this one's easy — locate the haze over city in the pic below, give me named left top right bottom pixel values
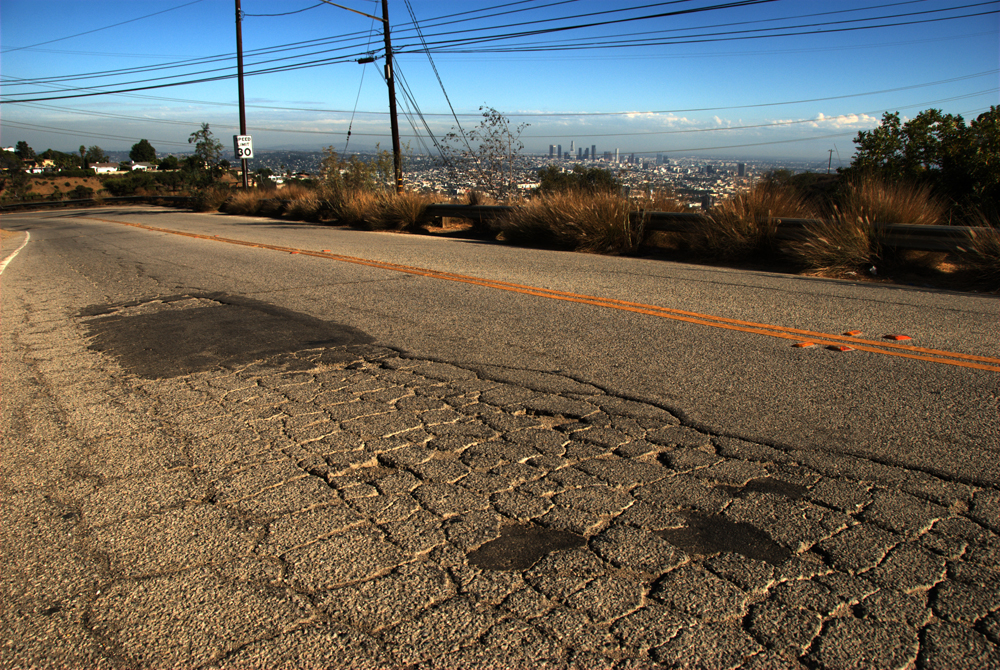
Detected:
left=1, top=0, right=997, bottom=164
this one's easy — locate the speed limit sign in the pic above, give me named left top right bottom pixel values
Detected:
left=233, top=135, right=253, bottom=159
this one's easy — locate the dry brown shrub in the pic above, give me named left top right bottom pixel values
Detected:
left=379, top=191, right=435, bottom=231
left=225, top=189, right=267, bottom=215
left=789, top=210, right=882, bottom=272
left=835, top=178, right=947, bottom=226
left=957, top=211, right=1000, bottom=290
left=693, top=183, right=815, bottom=261
left=634, top=189, right=687, bottom=213
left=499, top=190, right=641, bottom=254
left=789, top=178, right=949, bottom=272
left=466, top=189, right=496, bottom=206
left=278, top=183, right=314, bottom=201
left=333, top=189, right=387, bottom=228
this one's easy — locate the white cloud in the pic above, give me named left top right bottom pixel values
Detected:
left=812, top=112, right=879, bottom=129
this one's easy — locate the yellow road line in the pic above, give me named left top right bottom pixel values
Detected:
left=82, top=216, right=1000, bottom=373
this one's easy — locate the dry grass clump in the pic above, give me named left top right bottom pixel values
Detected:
left=694, top=183, right=815, bottom=262
left=957, top=211, right=1000, bottom=290
left=789, top=179, right=948, bottom=272
left=466, top=189, right=497, bottom=206
left=285, top=190, right=324, bottom=222
left=331, top=189, right=387, bottom=228
left=224, top=189, right=268, bottom=215
left=633, top=189, right=687, bottom=214
left=499, top=190, right=641, bottom=254
left=789, top=211, right=884, bottom=272
left=836, top=178, right=947, bottom=226
left=378, top=191, right=435, bottom=231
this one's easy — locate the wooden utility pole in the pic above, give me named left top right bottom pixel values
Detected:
left=316, top=1, right=403, bottom=193
left=235, top=0, right=249, bottom=188
left=381, top=0, right=402, bottom=193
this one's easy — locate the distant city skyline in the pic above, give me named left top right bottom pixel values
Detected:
left=1, top=1, right=996, bottom=162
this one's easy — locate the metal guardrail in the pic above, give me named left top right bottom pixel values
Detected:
left=638, top=212, right=982, bottom=253
left=2, top=198, right=984, bottom=253
left=421, top=204, right=983, bottom=253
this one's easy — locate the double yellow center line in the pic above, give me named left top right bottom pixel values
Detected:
left=85, top=217, right=1000, bottom=373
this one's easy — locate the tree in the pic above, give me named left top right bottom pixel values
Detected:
left=14, top=141, right=35, bottom=161
left=0, top=150, right=22, bottom=171
left=253, top=167, right=275, bottom=189
left=319, top=145, right=395, bottom=197
left=85, top=145, right=109, bottom=164
left=188, top=123, right=223, bottom=173
left=129, top=139, right=156, bottom=163
left=844, top=106, right=1000, bottom=214
left=38, top=149, right=78, bottom=169
left=158, top=155, right=180, bottom=171
left=79, top=145, right=87, bottom=169
left=440, top=106, right=529, bottom=201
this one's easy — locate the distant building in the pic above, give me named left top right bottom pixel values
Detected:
left=91, top=163, right=119, bottom=174
left=591, top=145, right=596, bottom=161
left=549, top=145, right=555, bottom=159
left=557, top=145, right=562, bottom=160
left=738, top=163, right=746, bottom=177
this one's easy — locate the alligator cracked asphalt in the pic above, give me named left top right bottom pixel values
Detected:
left=3, top=264, right=1000, bottom=668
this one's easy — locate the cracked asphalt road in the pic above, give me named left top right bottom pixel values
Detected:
left=2, top=210, right=999, bottom=669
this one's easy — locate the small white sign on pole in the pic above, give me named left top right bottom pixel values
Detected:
left=234, top=135, right=253, bottom=159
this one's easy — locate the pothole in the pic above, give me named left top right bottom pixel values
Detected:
left=467, top=524, right=586, bottom=571
left=80, top=292, right=373, bottom=378
left=656, top=511, right=792, bottom=565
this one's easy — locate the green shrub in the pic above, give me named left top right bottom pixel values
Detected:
left=191, top=186, right=231, bottom=212
left=102, top=172, right=156, bottom=196
left=68, top=185, right=94, bottom=199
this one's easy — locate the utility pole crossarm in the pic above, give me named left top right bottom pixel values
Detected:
left=317, top=0, right=384, bottom=23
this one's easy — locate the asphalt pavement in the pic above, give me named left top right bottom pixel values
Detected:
left=2, top=208, right=998, bottom=669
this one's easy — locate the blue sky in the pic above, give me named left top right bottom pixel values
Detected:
left=2, top=0, right=997, bottom=163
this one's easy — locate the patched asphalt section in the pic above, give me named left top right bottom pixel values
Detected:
left=657, top=511, right=793, bottom=566
left=80, top=293, right=373, bottom=378
left=467, top=525, right=586, bottom=571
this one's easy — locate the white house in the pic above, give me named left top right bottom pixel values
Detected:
left=91, top=163, right=120, bottom=174
left=130, top=162, right=155, bottom=171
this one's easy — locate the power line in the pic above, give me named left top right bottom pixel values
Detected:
left=1, top=0, right=208, bottom=54
left=243, top=3, right=325, bottom=18
left=4, top=0, right=990, bottom=102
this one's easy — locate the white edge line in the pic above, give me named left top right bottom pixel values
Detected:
left=0, top=231, right=31, bottom=275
